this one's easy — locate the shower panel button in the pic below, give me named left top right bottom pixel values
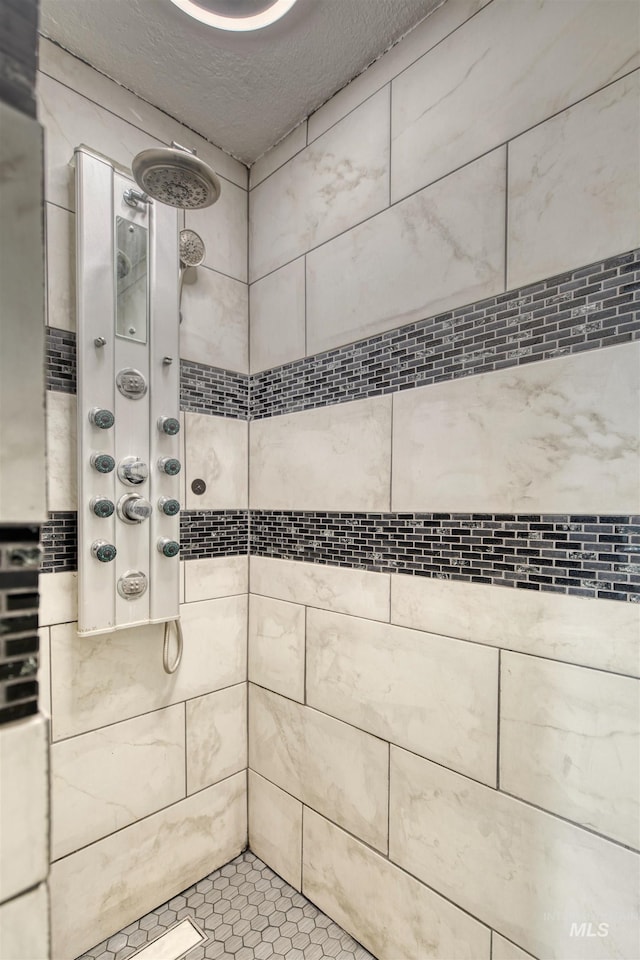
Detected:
left=158, top=538, right=180, bottom=558
left=91, top=540, right=117, bottom=562
left=118, top=457, right=149, bottom=485
left=91, top=453, right=116, bottom=474
left=158, top=416, right=180, bottom=436
left=117, top=571, right=148, bottom=600
left=118, top=494, right=153, bottom=524
left=116, top=367, right=147, bottom=400
left=158, top=497, right=180, bottom=517
left=89, top=407, right=115, bottom=429
left=90, top=496, right=115, bottom=518
left=158, top=457, right=181, bottom=476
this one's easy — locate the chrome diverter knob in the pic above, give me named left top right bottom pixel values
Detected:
left=118, top=494, right=153, bottom=524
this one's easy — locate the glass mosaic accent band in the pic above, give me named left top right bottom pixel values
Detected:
left=46, top=326, right=77, bottom=394
left=41, top=511, right=77, bottom=573
left=250, top=249, right=640, bottom=420
left=250, top=511, right=640, bottom=602
left=0, top=525, right=41, bottom=726
left=180, top=510, right=249, bottom=560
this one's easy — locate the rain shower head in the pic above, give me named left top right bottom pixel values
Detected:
left=179, top=229, right=206, bottom=267
left=131, top=142, right=221, bottom=209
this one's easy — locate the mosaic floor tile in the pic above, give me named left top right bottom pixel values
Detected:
left=78, top=851, right=374, bottom=960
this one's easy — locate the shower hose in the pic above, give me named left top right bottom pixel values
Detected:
left=162, top=617, right=184, bottom=674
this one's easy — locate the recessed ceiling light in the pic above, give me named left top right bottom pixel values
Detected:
left=168, top=0, right=299, bottom=32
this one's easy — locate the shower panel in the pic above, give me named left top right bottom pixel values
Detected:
left=75, top=146, right=180, bottom=636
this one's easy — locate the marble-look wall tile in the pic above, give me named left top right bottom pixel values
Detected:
left=185, top=180, right=248, bottom=284
left=249, top=594, right=305, bottom=703
left=51, top=704, right=185, bottom=861
left=391, top=0, right=640, bottom=202
left=0, top=716, right=48, bottom=902
left=51, top=596, right=247, bottom=740
left=500, top=653, right=639, bottom=849
left=249, top=685, right=388, bottom=851
left=492, top=934, right=537, bottom=960
left=306, top=148, right=505, bottom=354
left=508, top=72, right=640, bottom=288
left=37, top=627, right=51, bottom=722
left=249, top=396, right=392, bottom=511
left=250, top=122, right=307, bottom=189
left=389, top=747, right=640, bottom=960
left=303, top=808, right=491, bottom=960
left=0, top=884, right=49, bottom=960
left=391, top=575, right=640, bottom=678
left=184, top=412, right=248, bottom=511
left=392, top=342, right=640, bottom=514
left=39, top=570, right=77, bottom=627
left=38, top=38, right=248, bottom=190
left=248, top=770, right=302, bottom=891
left=180, top=266, right=248, bottom=374
left=249, top=557, right=390, bottom=622
left=184, top=555, right=248, bottom=602
left=250, top=88, right=390, bottom=281
left=45, top=202, right=75, bottom=330
left=308, top=0, right=490, bottom=143
left=50, top=772, right=247, bottom=960
left=186, top=683, right=247, bottom=794
left=306, top=609, right=498, bottom=785
left=249, top=258, right=306, bottom=373
left=46, top=389, right=77, bottom=513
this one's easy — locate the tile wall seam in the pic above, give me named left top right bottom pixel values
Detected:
left=496, top=649, right=501, bottom=791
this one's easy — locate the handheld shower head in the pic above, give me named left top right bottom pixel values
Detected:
left=131, top=143, right=221, bottom=210
left=179, top=229, right=206, bottom=267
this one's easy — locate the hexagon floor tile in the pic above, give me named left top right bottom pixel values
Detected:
left=77, top=850, right=374, bottom=960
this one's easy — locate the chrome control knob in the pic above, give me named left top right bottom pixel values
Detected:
left=90, top=496, right=115, bottom=518
left=118, top=494, right=153, bottom=524
left=158, top=416, right=180, bottom=436
left=158, top=457, right=181, bottom=476
left=89, top=407, right=115, bottom=429
left=91, top=540, right=116, bottom=562
left=158, top=497, right=180, bottom=517
left=118, top=457, right=149, bottom=485
left=91, top=453, right=115, bottom=474
left=158, top=538, right=180, bottom=558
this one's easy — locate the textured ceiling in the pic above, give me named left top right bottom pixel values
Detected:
left=39, top=0, right=443, bottom=163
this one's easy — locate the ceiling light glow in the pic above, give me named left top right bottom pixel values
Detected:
left=168, top=0, right=299, bottom=32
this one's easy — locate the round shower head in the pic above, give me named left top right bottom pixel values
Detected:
left=179, top=229, right=206, bottom=267
left=132, top=145, right=221, bottom=209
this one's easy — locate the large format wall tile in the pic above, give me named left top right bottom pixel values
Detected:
left=185, top=181, right=248, bottom=284
left=50, top=772, right=247, bottom=960
left=0, top=884, right=49, bottom=960
left=184, top=412, right=248, bottom=511
left=46, top=203, right=75, bottom=330
left=306, top=148, right=505, bottom=354
left=306, top=609, right=498, bottom=785
left=391, top=576, right=640, bottom=678
left=250, top=121, right=307, bottom=189
left=0, top=717, right=48, bottom=903
left=186, top=683, right=247, bottom=794
left=39, top=570, right=77, bottom=626
left=249, top=594, right=305, bottom=703
left=249, top=685, right=388, bottom=851
left=492, top=935, right=536, bottom=960
left=500, top=653, right=639, bottom=849
left=180, top=266, right=248, bottom=374
left=508, top=72, right=640, bottom=288
left=51, top=705, right=185, bottom=861
left=303, top=809, right=491, bottom=960
left=46, top=389, right=77, bottom=513
left=184, top=555, right=248, bottom=603
left=250, top=88, right=390, bottom=281
left=249, top=396, right=391, bottom=511
left=389, top=747, right=640, bottom=960
left=392, top=342, right=640, bottom=514
left=249, top=258, right=306, bottom=373
left=51, top=596, right=247, bottom=740
left=391, top=0, right=640, bottom=202
left=248, top=770, right=302, bottom=891
left=250, top=556, right=390, bottom=622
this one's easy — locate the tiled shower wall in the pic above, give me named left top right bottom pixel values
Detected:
left=37, top=39, right=250, bottom=960
left=247, top=3, right=640, bottom=960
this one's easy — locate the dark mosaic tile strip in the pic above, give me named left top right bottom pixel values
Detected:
left=41, top=512, right=77, bottom=573
left=180, top=359, right=249, bottom=420
left=250, top=249, right=640, bottom=420
left=46, top=326, right=77, bottom=394
left=180, top=510, right=249, bottom=560
left=250, top=511, right=640, bottom=602
left=0, top=526, right=41, bottom=725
